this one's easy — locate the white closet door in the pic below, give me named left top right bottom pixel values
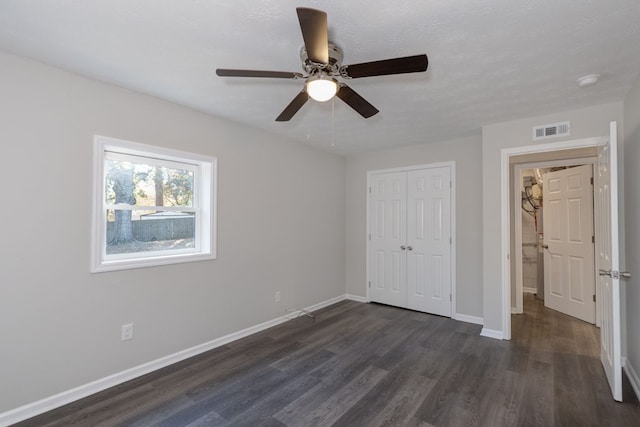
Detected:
left=369, top=172, right=407, bottom=307
left=406, top=167, right=452, bottom=316
left=542, top=164, right=595, bottom=323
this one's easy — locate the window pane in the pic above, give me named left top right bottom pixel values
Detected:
left=106, top=209, right=196, bottom=255
left=105, top=160, right=194, bottom=208
left=94, top=135, right=216, bottom=272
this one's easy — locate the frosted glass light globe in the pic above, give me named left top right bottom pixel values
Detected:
left=306, top=77, right=338, bottom=102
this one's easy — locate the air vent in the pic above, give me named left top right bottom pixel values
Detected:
left=533, top=121, right=570, bottom=141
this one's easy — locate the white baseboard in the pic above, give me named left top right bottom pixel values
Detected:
left=453, top=313, right=483, bottom=325
left=480, top=328, right=504, bottom=340
left=623, top=357, right=640, bottom=402
left=345, top=294, right=368, bottom=303
left=0, top=294, right=350, bottom=427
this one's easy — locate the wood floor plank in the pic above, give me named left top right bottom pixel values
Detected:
left=480, top=369, right=526, bottom=427
left=332, top=365, right=434, bottom=427
left=273, top=365, right=387, bottom=427
left=553, top=351, right=594, bottom=426
left=514, top=359, right=554, bottom=426
left=412, top=350, right=478, bottom=425
left=225, top=374, right=321, bottom=426
left=456, top=337, right=514, bottom=423
left=113, top=395, right=196, bottom=427
left=182, top=410, right=230, bottom=427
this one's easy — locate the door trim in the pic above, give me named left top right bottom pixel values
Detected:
left=366, top=161, right=456, bottom=318
left=500, top=137, right=608, bottom=340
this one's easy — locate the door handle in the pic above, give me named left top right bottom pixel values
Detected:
left=400, top=245, right=406, bottom=250
left=541, top=244, right=549, bottom=249
left=599, top=269, right=632, bottom=279
left=407, top=246, right=413, bottom=251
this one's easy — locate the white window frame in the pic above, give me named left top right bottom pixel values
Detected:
left=91, top=135, right=217, bottom=273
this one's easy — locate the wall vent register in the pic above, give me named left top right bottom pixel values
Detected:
left=533, top=121, right=570, bottom=141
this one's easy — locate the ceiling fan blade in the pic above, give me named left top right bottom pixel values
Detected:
left=336, top=84, right=379, bottom=118
left=344, top=54, right=428, bottom=79
left=216, top=69, right=303, bottom=79
left=276, top=90, right=309, bottom=121
left=296, top=7, right=329, bottom=65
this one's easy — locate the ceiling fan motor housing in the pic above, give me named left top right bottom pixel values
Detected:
left=300, top=42, right=344, bottom=76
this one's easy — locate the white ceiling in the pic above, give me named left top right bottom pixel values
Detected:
left=1, top=0, right=639, bottom=154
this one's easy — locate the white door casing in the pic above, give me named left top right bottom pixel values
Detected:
left=596, top=122, right=622, bottom=402
left=407, top=167, right=452, bottom=316
left=542, top=164, right=596, bottom=323
left=369, top=171, right=407, bottom=308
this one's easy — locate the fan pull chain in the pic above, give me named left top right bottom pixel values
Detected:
left=331, top=97, right=335, bottom=148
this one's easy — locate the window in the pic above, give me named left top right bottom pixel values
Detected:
left=91, top=135, right=216, bottom=272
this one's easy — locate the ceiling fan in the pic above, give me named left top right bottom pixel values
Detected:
left=216, top=7, right=429, bottom=121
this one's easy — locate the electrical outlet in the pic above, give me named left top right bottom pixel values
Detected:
left=275, top=291, right=281, bottom=303
left=121, top=323, right=134, bottom=341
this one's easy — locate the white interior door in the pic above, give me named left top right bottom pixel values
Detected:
left=407, top=167, right=452, bottom=316
left=369, top=172, right=407, bottom=307
left=542, top=164, right=595, bottom=323
left=596, top=122, right=622, bottom=401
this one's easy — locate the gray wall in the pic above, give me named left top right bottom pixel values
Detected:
left=623, top=74, right=640, bottom=380
left=481, top=102, right=624, bottom=333
left=0, top=52, right=346, bottom=413
left=344, top=135, right=484, bottom=319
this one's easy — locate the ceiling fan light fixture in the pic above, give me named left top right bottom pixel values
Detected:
left=306, top=76, right=338, bottom=102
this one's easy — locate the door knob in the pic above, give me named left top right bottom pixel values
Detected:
left=407, top=246, right=413, bottom=251
left=400, top=245, right=406, bottom=250
left=621, top=272, right=631, bottom=279
left=541, top=244, right=549, bottom=249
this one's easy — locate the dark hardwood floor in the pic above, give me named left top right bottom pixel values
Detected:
left=15, top=295, right=640, bottom=426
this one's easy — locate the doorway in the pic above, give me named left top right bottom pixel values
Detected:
left=499, top=137, right=607, bottom=341
left=501, top=123, right=623, bottom=402
left=513, top=158, right=599, bottom=325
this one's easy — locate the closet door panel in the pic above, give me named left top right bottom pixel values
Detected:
left=369, top=172, right=407, bottom=307
left=407, top=167, right=452, bottom=316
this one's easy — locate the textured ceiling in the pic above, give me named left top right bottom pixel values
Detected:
left=1, top=0, right=639, bottom=153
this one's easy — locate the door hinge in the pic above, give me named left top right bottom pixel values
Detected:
left=592, top=235, right=595, bottom=243
left=369, top=186, right=371, bottom=194
left=593, top=294, right=596, bottom=302
left=450, top=294, right=452, bottom=302
left=590, top=177, right=594, bottom=185
left=369, top=281, right=371, bottom=288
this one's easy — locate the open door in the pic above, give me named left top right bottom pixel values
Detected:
left=596, top=121, right=623, bottom=401
left=542, top=164, right=596, bottom=323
